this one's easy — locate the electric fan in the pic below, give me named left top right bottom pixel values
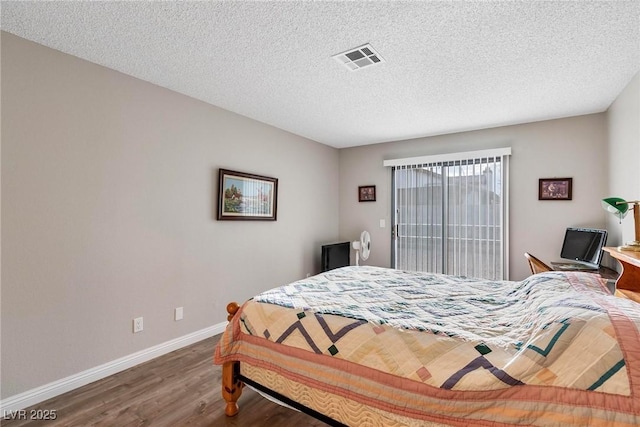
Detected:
left=352, top=231, right=371, bottom=266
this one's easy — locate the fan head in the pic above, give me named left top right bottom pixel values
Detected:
left=352, top=230, right=371, bottom=265
left=360, top=231, right=371, bottom=260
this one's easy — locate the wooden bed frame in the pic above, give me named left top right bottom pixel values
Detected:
left=220, top=302, right=346, bottom=425
left=221, top=302, right=242, bottom=417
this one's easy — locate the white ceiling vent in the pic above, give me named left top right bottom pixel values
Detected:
left=332, top=43, right=384, bottom=71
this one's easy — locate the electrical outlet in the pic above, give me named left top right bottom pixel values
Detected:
left=175, top=307, right=183, bottom=321
left=133, top=317, right=143, bottom=333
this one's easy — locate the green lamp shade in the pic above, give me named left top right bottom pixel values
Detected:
left=602, top=197, right=629, bottom=218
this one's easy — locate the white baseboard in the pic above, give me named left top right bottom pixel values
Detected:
left=0, top=322, right=227, bottom=412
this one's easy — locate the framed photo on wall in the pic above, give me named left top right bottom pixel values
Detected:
left=538, top=178, right=572, bottom=201
left=358, top=185, right=376, bottom=202
left=217, top=169, right=278, bottom=220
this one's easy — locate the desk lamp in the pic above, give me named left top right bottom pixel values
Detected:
left=602, top=197, right=640, bottom=251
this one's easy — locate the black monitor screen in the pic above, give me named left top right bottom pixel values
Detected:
left=560, top=228, right=608, bottom=265
left=321, top=242, right=350, bottom=272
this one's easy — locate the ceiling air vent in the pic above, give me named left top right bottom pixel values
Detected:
left=332, top=43, right=384, bottom=71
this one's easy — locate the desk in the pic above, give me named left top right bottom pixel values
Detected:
left=603, top=247, right=640, bottom=298
left=550, top=264, right=618, bottom=281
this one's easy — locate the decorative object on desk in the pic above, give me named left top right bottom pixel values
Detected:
left=217, top=169, right=278, bottom=221
left=358, top=185, right=376, bottom=202
left=352, top=230, right=371, bottom=266
left=538, top=177, right=572, bottom=200
left=602, top=197, right=640, bottom=251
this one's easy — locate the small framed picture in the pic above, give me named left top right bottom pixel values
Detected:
left=358, top=185, right=376, bottom=202
left=539, top=178, right=572, bottom=201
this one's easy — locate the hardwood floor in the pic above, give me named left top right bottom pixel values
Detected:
left=2, top=335, right=328, bottom=427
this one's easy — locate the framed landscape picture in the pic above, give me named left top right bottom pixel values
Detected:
left=217, top=169, right=278, bottom=220
left=538, top=178, right=572, bottom=201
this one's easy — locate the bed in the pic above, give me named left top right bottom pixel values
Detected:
left=214, top=266, right=640, bottom=426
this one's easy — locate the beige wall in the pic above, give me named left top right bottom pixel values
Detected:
left=606, top=72, right=640, bottom=247
left=0, top=33, right=340, bottom=398
left=339, top=114, right=610, bottom=280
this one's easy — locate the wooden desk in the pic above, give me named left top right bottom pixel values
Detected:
left=603, top=247, right=640, bottom=301
left=550, top=265, right=618, bottom=281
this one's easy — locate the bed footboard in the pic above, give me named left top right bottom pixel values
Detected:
left=221, top=302, right=243, bottom=416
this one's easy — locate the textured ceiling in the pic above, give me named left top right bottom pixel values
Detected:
left=1, top=1, right=639, bottom=148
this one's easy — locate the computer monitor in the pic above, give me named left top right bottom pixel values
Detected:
left=560, top=227, right=608, bottom=267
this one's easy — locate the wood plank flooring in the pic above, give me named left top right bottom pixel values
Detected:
left=2, top=335, right=327, bottom=426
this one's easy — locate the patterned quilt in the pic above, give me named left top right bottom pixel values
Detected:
left=215, top=266, right=640, bottom=426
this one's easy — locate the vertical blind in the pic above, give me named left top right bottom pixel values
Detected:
left=384, top=148, right=511, bottom=280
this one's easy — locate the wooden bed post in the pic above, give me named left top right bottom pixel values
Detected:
left=222, top=302, right=244, bottom=416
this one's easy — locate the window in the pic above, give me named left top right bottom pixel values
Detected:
left=384, top=148, right=510, bottom=280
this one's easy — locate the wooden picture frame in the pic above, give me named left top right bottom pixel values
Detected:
left=538, top=178, right=572, bottom=201
left=217, top=169, right=278, bottom=220
left=358, top=185, right=376, bottom=202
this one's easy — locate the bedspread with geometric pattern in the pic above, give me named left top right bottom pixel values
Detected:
left=215, top=266, right=640, bottom=426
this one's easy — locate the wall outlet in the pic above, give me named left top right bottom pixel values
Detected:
left=175, top=307, right=184, bottom=321
left=133, top=317, right=143, bottom=333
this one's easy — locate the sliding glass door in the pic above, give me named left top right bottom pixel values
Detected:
left=389, top=149, right=510, bottom=280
